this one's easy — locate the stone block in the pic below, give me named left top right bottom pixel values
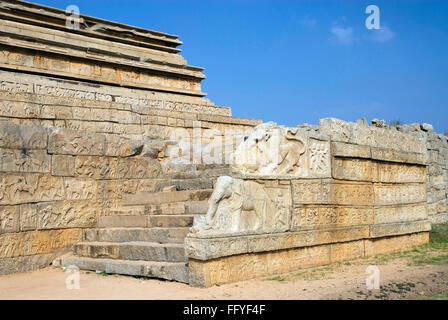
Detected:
left=75, top=156, right=161, bottom=179
left=369, top=220, right=431, bottom=238
left=48, top=128, right=105, bottom=156
left=19, top=203, right=37, bottom=231
left=0, top=173, right=64, bottom=205
left=0, top=205, right=20, bottom=234
left=374, top=162, right=426, bottom=183
left=64, top=178, right=98, bottom=200
left=291, top=180, right=324, bottom=204
left=325, top=180, right=374, bottom=206
left=36, top=201, right=98, bottom=230
left=331, top=141, right=371, bottom=159
left=332, top=158, right=373, bottom=182
left=371, top=148, right=426, bottom=165
left=51, top=155, right=75, bottom=176
left=292, top=206, right=374, bottom=230
left=189, top=244, right=332, bottom=287
left=0, top=148, right=50, bottom=173
left=330, top=240, right=365, bottom=263
left=104, top=135, right=143, bottom=157
left=320, top=118, right=426, bottom=154
left=374, top=203, right=428, bottom=224
left=0, top=252, right=63, bottom=275
left=0, top=121, right=47, bottom=150
left=185, top=226, right=369, bottom=260
left=0, top=228, right=83, bottom=259
left=364, top=232, right=429, bottom=256
left=374, top=184, right=426, bottom=206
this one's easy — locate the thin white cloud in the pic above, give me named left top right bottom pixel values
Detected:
left=331, top=25, right=355, bottom=45
left=300, top=17, right=317, bottom=28
left=371, top=25, right=395, bottom=42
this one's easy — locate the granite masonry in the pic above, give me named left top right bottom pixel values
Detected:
left=0, top=0, right=446, bottom=286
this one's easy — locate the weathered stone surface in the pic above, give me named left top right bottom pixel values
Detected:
left=61, top=255, right=189, bottom=283
left=0, top=174, right=64, bottom=205
left=0, top=252, right=62, bottom=275
left=36, top=201, right=98, bottom=230
left=74, top=241, right=186, bottom=262
left=98, top=216, right=149, bottom=228
left=190, top=177, right=291, bottom=237
left=0, top=0, right=441, bottom=286
left=189, top=231, right=430, bottom=287
left=430, top=213, right=448, bottom=224
left=330, top=240, right=365, bottom=263
left=123, top=189, right=212, bottom=205
left=84, top=227, right=189, bottom=244
left=291, top=180, right=324, bottom=204
left=0, top=205, right=20, bottom=234
left=104, top=135, right=143, bottom=157
left=0, top=121, right=47, bottom=149
left=64, top=178, right=98, bottom=200
left=325, top=181, right=374, bottom=206
left=145, top=202, right=186, bottom=215
left=374, top=162, right=426, bottom=183
left=292, top=206, right=374, bottom=230
left=189, top=244, right=331, bottom=287
left=19, top=203, right=37, bottom=231
left=369, top=220, right=431, bottom=238
left=48, top=128, right=105, bottom=156
left=374, top=184, right=426, bottom=205
left=148, top=215, right=194, bottom=228
left=51, top=155, right=75, bottom=176
left=0, top=229, right=82, bottom=259
left=292, top=180, right=374, bottom=206
left=185, top=226, right=369, bottom=260
left=0, top=148, right=50, bottom=173
left=374, top=203, right=428, bottom=224
left=333, top=159, right=426, bottom=183
left=75, top=156, right=162, bottom=179
left=319, top=118, right=426, bottom=154
left=365, top=232, right=429, bottom=256
left=371, top=147, right=426, bottom=165
left=232, top=122, right=331, bottom=179
left=332, top=158, right=373, bottom=182
left=331, top=141, right=371, bottom=159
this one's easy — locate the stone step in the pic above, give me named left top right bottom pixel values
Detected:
left=61, top=255, right=188, bottom=283
left=98, top=215, right=148, bottom=228
left=184, top=201, right=209, bottom=215
left=84, top=227, right=190, bottom=243
left=98, top=215, right=194, bottom=228
left=144, top=200, right=209, bottom=215
left=107, top=206, right=146, bottom=216
left=148, top=215, right=194, bottom=228
left=123, top=189, right=212, bottom=206
left=74, top=241, right=186, bottom=262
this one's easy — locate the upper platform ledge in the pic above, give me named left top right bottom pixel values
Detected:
left=0, top=0, right=209, bottom=96
left=0, top=0, right=184, bottom=53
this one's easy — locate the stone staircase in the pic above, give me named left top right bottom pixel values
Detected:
left=60, top=189, right=212, bottom=283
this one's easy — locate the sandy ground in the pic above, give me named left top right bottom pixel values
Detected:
left=0, top=257, right=447, bottom=300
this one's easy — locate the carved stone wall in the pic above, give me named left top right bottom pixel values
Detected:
left=186, top=119, right=434, bottom=287
left=0, top=0, right=261, bottom=275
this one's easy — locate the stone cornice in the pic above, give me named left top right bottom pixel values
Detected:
left=0, top=0, right=208, bottom=96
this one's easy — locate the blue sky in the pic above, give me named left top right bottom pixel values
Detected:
left=35, top=0, right=448, bottom=132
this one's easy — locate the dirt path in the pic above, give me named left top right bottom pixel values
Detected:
left=0, top=258, right=447, bottom=300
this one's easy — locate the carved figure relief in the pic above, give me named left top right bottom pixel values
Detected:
left=189, top=176, right=291, bottom=237
left=231, top=122, right=330, bottom=178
